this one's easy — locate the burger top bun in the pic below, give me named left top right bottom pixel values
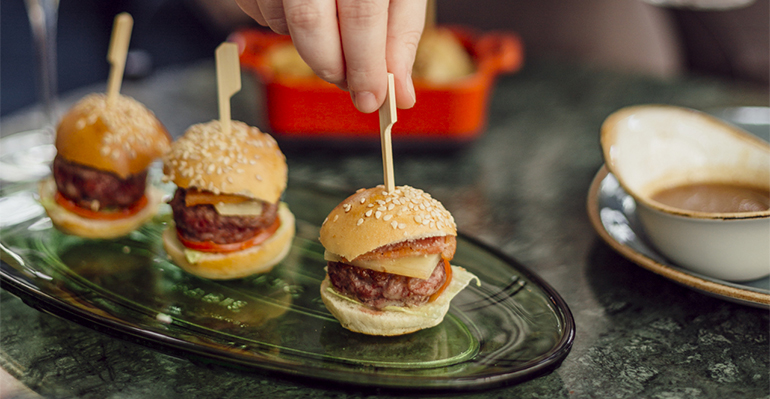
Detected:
left=319, top=185, right=457, bottom=261
left=163, top=119, right=287, bottom=204
left=56, top=93, right=171, bottom=179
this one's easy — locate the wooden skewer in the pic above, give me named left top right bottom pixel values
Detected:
left=215, top=42, right=242, bottom=136
left=379, top=73, right=397, bottom=193
left=106, top=13, right=133, bottom=106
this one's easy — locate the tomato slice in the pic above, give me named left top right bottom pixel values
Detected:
left=184, top=188, right=253, bottom=207
left=176, top=217, right=281, bottom=253
left=428, top=258, right=453, bottom=303
left=55, top=191, right=148, bottom=221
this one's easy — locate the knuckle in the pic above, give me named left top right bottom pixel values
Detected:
left=397, top=29, right=423, bottom=56
left=337, top=0, right=387, bottom=27
left=283, top=3, right=324, bottom=31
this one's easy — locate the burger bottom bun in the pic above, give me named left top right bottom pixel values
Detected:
left=163, top=202, right=295, bottom=280
left=39, top=177, right=163, bottom=239
left=320, top=265, right=478, bottom=336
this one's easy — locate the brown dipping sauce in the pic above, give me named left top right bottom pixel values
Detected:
left=651, top=183, right=770, bottom=213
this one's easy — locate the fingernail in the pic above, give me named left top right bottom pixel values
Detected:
left=352, top=91, right=378, bottom=113
left=407, top=72, right=416, bottom=105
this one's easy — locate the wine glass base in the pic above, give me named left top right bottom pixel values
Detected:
left=0, top=128, right=55, bottom=183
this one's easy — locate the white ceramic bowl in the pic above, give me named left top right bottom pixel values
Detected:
left=601, top=105, right=770, bottom=282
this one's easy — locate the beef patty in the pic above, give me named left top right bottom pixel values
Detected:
left=169, top=187, right=278, bottom=244
left=53, top=154, right=147, bottom=209
left=326, top=260, right=447, bottom=310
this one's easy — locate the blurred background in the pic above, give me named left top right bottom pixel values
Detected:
left=1, top=0, right=768, bottom=118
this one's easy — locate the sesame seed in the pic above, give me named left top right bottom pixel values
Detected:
left=333, top=215, right=339, bottom=222
left=162, top=118, right=284, bottom=197
left=360, top=197, right=366, bottom=204
left=333, top=185, right=457, bottom=234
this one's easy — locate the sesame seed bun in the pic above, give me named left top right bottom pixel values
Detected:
left=162, top=203, right=295, bottom=279
left=38, top=176, right=163, bottom=239
left=56, top=93, right=171, bottom=179
left=319, top=265, right=478, bottom=336
left=162, top=120, right=287, bottom=204
left=319, top=185, right=457, bottom=261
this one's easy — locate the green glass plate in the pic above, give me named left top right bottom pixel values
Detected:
left=0, top=178, right=574, bottom=391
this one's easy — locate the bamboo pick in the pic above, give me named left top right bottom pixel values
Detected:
left=379, top=73, right=397, bottom=193
left=215, top=42, right=242, bottom=136
left=106, top=13, right=133, bottom=107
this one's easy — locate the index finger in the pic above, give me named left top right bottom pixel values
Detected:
left=283, top=0, right=346, bottom=87
left=337, top=0, right=390, bottom=113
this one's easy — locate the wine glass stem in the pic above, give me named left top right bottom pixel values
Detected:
left=25, top=0, right=60, bottom=129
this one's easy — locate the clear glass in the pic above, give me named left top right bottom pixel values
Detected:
left=0, top=0, right=59, bottom=182
left=0, top=176, right=575, bottom=391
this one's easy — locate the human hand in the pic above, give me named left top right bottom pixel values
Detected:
left=235, top=0, right=426, bottom=113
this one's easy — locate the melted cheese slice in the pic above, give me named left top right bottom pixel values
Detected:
left=214, top=201, right=263, bottom=216
left=324, top=251, right=440, bottom=280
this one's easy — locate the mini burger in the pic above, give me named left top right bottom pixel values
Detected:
left=319, top=185, right=478, bottom=336
left=39, top=93, right=171, bottom=239
left=161, top=120, right=295, bottom=280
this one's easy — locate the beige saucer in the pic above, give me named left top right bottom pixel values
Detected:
left=587, top=166, right=770, bottom=309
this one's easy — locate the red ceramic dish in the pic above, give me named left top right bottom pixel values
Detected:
left=230, top=27, right=524, bottom=143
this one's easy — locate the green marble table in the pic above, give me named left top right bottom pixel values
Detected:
left=1, top=60, right=768, bottom=398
